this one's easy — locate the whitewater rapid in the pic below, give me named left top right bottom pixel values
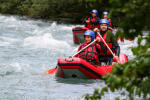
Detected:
left=0, top=14, right=137, bottom=100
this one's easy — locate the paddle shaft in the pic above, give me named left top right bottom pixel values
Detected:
left=72, top=39, right=96, bottom=57
left=97, top=32, right=115, bottom=57
left=47, top=39, right=96, bottom=74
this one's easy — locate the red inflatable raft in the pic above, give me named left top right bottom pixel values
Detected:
left=72, top=27, right=89, bottom=44
left=55, top=53, right=128, bottom=79
left=72, top=26, right=133, bottom=44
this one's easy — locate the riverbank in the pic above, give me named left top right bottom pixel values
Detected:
left=0, top=0, right=111, bottom=24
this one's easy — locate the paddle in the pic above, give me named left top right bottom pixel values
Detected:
left=46, top=39, right=97, bottom=75
left=97, top=32, right=115, bottom=57
left=72, top=39, right=97, bottom=57
left=97, top=32, right=119, bottom=63
left=45, top=67, right=57, bottom=74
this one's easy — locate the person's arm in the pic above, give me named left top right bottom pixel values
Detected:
left=108, top=18, right=113, bottom=28
left=95, top=37, right=103, bottom=52
left=85, top=17, right=90, bottom=23
left=96, top=43, right=102, bottom=52
left=93, top=28, right=100, bottom=32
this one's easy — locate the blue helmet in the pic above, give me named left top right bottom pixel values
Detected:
left=102, top=11, right=108, bottom=15
left=84, top=30, right=95, bottom=41
left=91, top=9, right=98, bottom=15
left=99, top=19, right=109, bottom=25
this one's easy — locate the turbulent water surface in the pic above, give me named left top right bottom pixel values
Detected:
left=0, top=14, right=137, bottom=100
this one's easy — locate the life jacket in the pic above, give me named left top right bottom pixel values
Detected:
left=78, top=42, right=100, bottom=64
left=86, top=17, right=100, bottom=30
left=108, top=18, right=112, bottom=28
left=97, top=31, right=115, bottom=56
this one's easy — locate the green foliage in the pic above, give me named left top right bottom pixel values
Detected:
left=105, top=34, right=150, bottom=98
left=17, top=0, right=33, bottom=15
left=110, top=0, right=150, bottom=39
left=0, top=0, right=24, bottom=14
left=85, top=88, right=104, bottom=100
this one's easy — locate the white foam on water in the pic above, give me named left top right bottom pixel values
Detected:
left=119, top=38, right=138, bottom=59
left=50, top=22, right=57, bottom=28
left=0, top=63, right=22, bottom=75
left=0, top=15, right=46, bottom=36
left=0, top=41, right=10, bottom=46
left=0, top=36, right=18, bottom=46
left=0, top=61, right=38, bottom=77
left=23, top=33, right=71, bottom=49
left=0, top=36, right=18, bottom=42
left=10, top=62, right=22, bottom=72
left=8, top=62, right=35, bottom=73
left=31, top=26, right=51, bottom=35
left=3, top=16, right=17, bottom=23
left=59, top=25, right=73, bottom=30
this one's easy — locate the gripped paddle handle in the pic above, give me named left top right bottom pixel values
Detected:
left=97, top=32, right=115, bottom=57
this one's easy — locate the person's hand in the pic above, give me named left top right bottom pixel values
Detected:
left=86, top=20, right=90, bottom=23
left=96, top=37, right=100, bottom=42
left=93, top=28, right=99, bottom=32
left=115, top=56, right=118, bottom=61
left=113, top=56, right=119, bottom=62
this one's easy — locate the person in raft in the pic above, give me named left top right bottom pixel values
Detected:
left=94, top=19, right=120, bottom=65
left=75, top=30, right=101, bottom=65
left=102, top=11, right=121, bottom=41
left=85, top=9, right=100, bottom=30
left=102, top=11, right=113, bottom=29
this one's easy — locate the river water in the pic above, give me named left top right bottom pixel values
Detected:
left=0, top=14, right=137, bottom=100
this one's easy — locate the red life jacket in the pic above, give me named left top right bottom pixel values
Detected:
left=108, top=18, right=112, bottom=28
left=97, top=32, right=115, bottom=56
left=77, top=42, right=100, bottom=64
left=86, top=17, right=100, bottom=30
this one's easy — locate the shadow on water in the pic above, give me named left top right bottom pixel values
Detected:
left=55, top=77, right=103, bottom=84
left=0, top=71, right=14, bottom=77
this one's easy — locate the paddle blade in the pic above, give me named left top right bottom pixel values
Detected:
left=46, top=68, right=57, bottom=75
